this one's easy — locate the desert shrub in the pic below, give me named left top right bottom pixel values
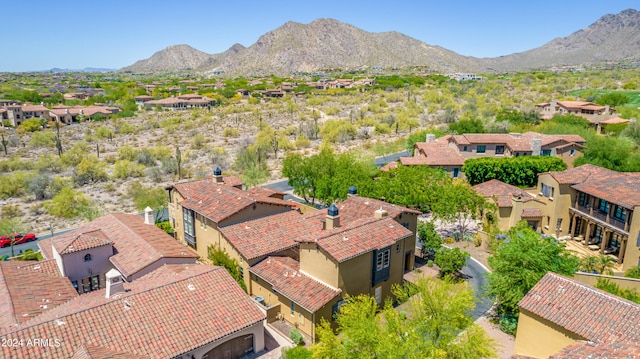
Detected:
left=192, top=133, right=207, bottom=149
left=498, top=314, right=518, bottom=336
left=155, top=220, right=173, bottom=234
left=19, top=118, right=43, bottom=133
left=1, top=204, right=20, bottom=218
left=282, top=346, right=312, bottom=359
left=73, top=156, right=108, bottom=185
left=320, top=119, right=357, bottom=143
left=136, top=148, right=157, bottom=166
left=223, top=127, right=240, bottom=137
left=61, top=142, right=90, bottom=167
left=28, top=130, right=56, bottom=147
left=44, top=187, right=93, bottom=219
left=26, top=173, right=55, bottom=200
left=117, top=145, right=138, bottom=161
left=113, top=160, right=146, bottom=179
left=289, top=328, right=304, bottom=346
left=95, top=126, right=114, bottom=140
left=0, top=171, right=33, bottom=198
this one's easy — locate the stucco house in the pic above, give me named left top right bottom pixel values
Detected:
left=514, top=272, right=640, bottom=358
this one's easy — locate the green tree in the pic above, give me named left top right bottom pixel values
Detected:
left=18, top=118, right=42, bottom=133
left=595, top=278, right=640, bottom=304
left=487, top=223, right=580, bottom=316
left=621, top=120, right=640, bottom=146
left=44, top=187, right=94, bottom=219
left=126, top=181, right=167, bottom=222
left=312, top=276, right=497, bottom=358
left=430, top=180, right=492, bottom=240
left=448, top=118, right=485, bottom=134
left=434, top=247, right=470, bottom=278
left=574, top=136, right=639, bottom=172
left=417, top=221, right=442, bottom=256
left=207, top=244, right=246, bottom=292
left=463, top=156, right=567, bottom=187
left=596, top=92, right=630, bottom=107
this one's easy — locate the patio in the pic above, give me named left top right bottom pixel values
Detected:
left=562, top=238, right=623, bottom=274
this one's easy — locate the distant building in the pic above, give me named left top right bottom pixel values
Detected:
left=535, top=100, right=618, bottom=132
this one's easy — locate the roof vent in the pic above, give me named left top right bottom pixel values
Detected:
left=188, top=284, right=195, bottom=291
left=213, top=166, right=224, bottom=183
left=347, top=185, right=358, bottom=195
left=325, top=204, right=340, bottom=230
left=144, top=206, right=154, bottom=225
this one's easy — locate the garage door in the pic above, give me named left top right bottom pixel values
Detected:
left=202, top=334, right=254, bottom=359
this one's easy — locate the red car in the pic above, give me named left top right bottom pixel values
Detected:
left=0, top=233, right=36, bottom=248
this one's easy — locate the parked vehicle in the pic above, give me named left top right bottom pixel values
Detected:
left=0, top=233, right=37, bottom=248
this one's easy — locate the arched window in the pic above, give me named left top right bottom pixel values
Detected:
left=84, top=253, right=92, bottom=262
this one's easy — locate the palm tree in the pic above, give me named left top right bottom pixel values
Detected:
left=596, top=255, right=616, bottom=275
left=580, top=255, right=599, bottom=273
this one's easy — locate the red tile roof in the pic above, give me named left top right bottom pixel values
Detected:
left=0, top=260, right=77, bottom=328
left=519, top=272, right=640, bottom=345
left=250, top=257, right=340, bottom=312
left=219, top=211, right=307, bottom=260
left=379, top=161, right=399, bottom=172
left=313, top=217, right=412, bottom=262
left=48, top=214, right=198, bottom=278
left=473, top=179, right=538, bottom=208
left=445, top=132, right=585, bottom=153
left=71, top=344, right=146, bottom=359
left=1, top=265, right=264, bottom=359
left=550, top=340, right=640, bottom=359
left=546, top=164, right=640, bottom=209
left=410, top=143, right=466, bottom=166
left=521, top=208, right=543, bottom=218
left=58, top=229, right=112, bottom=254
left=173, top=179, right=295, bottom=223
left=599, top=117, right=630, bottom=125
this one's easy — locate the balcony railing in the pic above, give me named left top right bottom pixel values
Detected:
left=570, top=205, right=628, bottom=233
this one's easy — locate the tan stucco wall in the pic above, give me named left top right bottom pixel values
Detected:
left=299, top=242, right=339, bottom=288
left=514, top=309, right=584, bottom=358
left=536, top=174, right=575, bottom=237
left=623, top=205, right=640, bottom=271
left=573, top=272, right=640, bottom=292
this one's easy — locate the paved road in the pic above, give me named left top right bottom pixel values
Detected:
left=461, top=258, right=493, bottom=319
left=0, top=228, right=75, bottom=258
left=374, top=150, right=409, bottom=167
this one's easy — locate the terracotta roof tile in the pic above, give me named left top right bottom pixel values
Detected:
left=546, top=164, right=640, bottom=209
left=519, top=272, right=640, bottom=345
left=174, top=179, right=295, bottom=223
left=58, top=230, right=112, bottom=254
left=521, top=208, right=543, bottom=218
left=445, top=132, right=585, bottom=152
left=1, top=265, right=264, bottom=359
left=71, top=344, right=146, bottom=359
left=49, top=214, right=198, bottom=278
left=0, top=260, right=77, bottom=328
left=473, top=179, right=538, bottom=208
left=599, top=117, right=630, bottom=125
left=550, top=340, right=640, bottom=358
left=219, top=211, right=306, bottom=260
left=250, top=257, right=340, bottom=312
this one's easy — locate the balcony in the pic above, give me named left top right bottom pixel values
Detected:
left=570, top=205, right=628, bottom=234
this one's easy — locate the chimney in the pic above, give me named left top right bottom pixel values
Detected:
left=347, top=185, right=358, bottom=197
left=374, top=207, right=388, bottom=218
left=144, top=206, right=154, bottom=224
left=530, top=139, right=542, bottom=156
left=425, top=133, right=436, bottom=143
left=105, top=268, right=125, bottom=298
left=325, top=204, right=340, bottom=230
left=212, top=166, right=224, bottom=183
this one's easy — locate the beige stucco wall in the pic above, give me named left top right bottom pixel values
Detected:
left=514, top=309, right=584, bottom=358
left=536, top=174, right=576, bottom=237
left=623, top=205, right=640, bottom=271
left=299, top=242, right=339, bottom=288
left=573, top=272, right=640, bottom=292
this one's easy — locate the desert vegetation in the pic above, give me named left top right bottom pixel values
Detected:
left=1, top=67, right=639, bottom=233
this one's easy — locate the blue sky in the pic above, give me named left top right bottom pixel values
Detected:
left=2, top=1, right=638, bottom=72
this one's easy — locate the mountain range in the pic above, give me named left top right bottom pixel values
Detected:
left=120, top=9, right=640, bottom=75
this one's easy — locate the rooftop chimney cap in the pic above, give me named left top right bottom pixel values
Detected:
left=213, top=166, right=222, bottom=176
left=348, top=185, right=357, bottom=195
left=327, top=204, right=339, bottom=217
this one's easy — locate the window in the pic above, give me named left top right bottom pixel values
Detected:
left=84, top=253, right=92, bottom=262
left=396, top=243, right=401, bottom=252
left=183, top=208, right=196, bottom=248
left=463, top=146, right=467, bottom=151
left=541, top=183, right=551, bottom=197
left=477, top=145, right=486, bottom=154
left=556, top=218, right=563, bottom=229
left=551, top=187, right=555, bottom=198
left=598, top=199, right=610, bottom=214
left=613, top=206, right=627, bottom=222
left=495, top=145, right=505, bottom=155
left=547, top=216, right=551, bottom=226
left=377, top=249, right=390, bottom=270
left=578, top=192, right=586, bottom=206
left=290, top=301, right=295, bottom=316
left=541, top=149, right=552, bottom=156
left=452, top=167, right=460, bottom=178
left=569, top=149, right=576, bottom=156
left=332, top=299, right=346, bottom=321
